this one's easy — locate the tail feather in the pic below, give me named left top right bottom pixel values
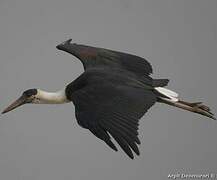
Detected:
left=152, top=79, right=169, bottom=87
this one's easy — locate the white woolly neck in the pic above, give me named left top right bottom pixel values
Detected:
left=34, top=89, right=70, bottom=104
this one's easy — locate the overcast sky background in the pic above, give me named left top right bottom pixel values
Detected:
left=0, top=0, right=217, bottom=180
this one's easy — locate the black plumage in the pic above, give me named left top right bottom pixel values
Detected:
left=56, top=39, right=153, bottom=76
left=3, top=39, right=215, bottom=159
left=58, top=39, right=166, bottom=159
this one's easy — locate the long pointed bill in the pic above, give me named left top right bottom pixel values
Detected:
left=2, top=95, right=27, bottom=114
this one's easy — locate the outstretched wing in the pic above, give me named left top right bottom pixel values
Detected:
left=67, top=80, right=157, bottom=159
left=56, top=39, right=153, bottom=76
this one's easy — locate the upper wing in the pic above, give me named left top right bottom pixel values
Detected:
left=56, top=39, right=153, bottom=76
left=68, top=81, right=157, bottom=159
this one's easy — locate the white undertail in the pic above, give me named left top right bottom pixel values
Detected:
left=155, top=87, right=179, bottom=102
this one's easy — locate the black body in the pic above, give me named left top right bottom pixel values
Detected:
left=2, top=40, right=215, bottom=158
left=57, top=39, right=169, bottom=159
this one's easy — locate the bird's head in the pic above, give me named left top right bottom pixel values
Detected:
left=2, top=88, right=69, bottom=114
left=2, top=89, right=39, bottom=114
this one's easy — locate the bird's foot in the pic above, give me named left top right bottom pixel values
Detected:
left=189, top=102, right=216, bottom=120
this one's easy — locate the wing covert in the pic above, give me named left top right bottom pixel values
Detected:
left=56, top=39, right=153, bottom=76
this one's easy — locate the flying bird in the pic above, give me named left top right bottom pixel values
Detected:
left=2, top=39, right=215, bottom=159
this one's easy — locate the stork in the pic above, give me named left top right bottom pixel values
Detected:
left=2, top=39, right=215, bottom=159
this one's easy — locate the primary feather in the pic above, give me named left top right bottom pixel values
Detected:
left=57, top=40, right=168, bottom=158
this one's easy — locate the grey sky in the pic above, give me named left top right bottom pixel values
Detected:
left=0, top=0, right=217, bottom=180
